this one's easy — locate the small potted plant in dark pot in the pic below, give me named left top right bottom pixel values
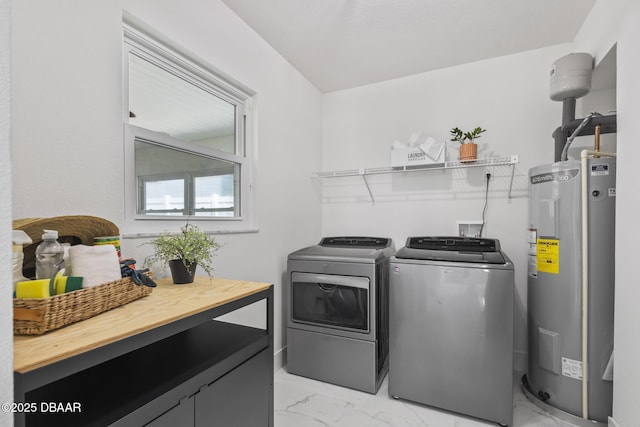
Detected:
left=145, top=224, right=222, bottom=284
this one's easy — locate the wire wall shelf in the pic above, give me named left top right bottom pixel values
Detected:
left=312, top=155, right=520, bottom=204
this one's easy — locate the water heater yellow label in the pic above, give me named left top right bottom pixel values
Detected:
left=537, top=239, right=559, bottom=274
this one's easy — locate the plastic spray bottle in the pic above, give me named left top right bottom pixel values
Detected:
left=12, top=230, right=33, bottom=294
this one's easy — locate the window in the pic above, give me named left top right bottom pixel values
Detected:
left=134, top=138, right=239, bottom=217
left=123, top=23, right=254, bottom=232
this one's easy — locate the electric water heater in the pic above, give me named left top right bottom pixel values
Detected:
left=525, top=156, right=615, bottom=425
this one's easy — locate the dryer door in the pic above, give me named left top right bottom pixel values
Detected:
left=290, top=272, right=369, bottom=333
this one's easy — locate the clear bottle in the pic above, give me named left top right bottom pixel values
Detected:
left=35, top=229, right=65, bottom=295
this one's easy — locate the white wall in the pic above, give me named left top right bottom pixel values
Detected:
left=10, top=0, right=322, bottom=372
left=574, top=1, right=640, bottom=426
left=1, top=0, right=13, bottom=425
left=322, top=44, right=578, bottom=370
left=613, top=18, right=640, bottom=427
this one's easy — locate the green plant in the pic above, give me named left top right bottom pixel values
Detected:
left=450, top=127, right=486, bottom=144
left=144, top=224, right=222, bottom=278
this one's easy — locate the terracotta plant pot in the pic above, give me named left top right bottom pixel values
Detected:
left=168, top=259, right=197, bottom=284
left=459, top=143, right=478, bottom=161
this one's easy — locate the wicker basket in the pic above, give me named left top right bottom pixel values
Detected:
left=13, top=215, right=120, bottom=279
left=13, top=276, right=153, bottom=335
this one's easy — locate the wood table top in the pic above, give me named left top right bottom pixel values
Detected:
left=14, top=276, right=271, bottom=373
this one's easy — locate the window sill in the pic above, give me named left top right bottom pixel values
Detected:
left=122, top=227, right=259, bottom=239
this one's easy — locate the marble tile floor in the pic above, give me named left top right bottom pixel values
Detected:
left=275, top=369, right=580, bottom=427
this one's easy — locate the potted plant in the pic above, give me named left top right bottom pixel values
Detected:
left=450, top=126, right=486, bottom=161
left=144, top=224, right=222, bottom=284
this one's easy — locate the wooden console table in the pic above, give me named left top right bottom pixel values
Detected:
left=14, top=277, right=274, bottom=427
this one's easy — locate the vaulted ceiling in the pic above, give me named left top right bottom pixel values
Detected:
left=222, top=0, right=597, bottom=92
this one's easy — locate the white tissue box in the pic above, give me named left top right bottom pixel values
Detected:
left=390, top=143, right=445, bottom=167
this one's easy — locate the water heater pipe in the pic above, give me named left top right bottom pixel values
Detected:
left=580, top=149, right=616, bottom=420
left=562, top=112, right=602, bottom=161
left=562, top=98, right=577, bottom=126
left=553, top=114, right=617, bottom=162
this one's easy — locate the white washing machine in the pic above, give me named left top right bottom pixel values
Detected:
left=389, top=236, right=514, bottom=426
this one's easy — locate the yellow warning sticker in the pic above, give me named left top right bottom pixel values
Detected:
left=537, top=239, right=559, bottom=274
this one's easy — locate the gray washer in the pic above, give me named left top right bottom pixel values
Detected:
left=389, top=237, right=514, bottom=426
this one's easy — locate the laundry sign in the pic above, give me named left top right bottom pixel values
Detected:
left=536, top=238, right=559, bottom=275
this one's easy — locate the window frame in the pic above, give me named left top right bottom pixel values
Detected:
left=138, top=171, right=189, bottom=216
left=122, top=23, right=256, bottom=235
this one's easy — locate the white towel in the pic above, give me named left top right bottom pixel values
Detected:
left=69, top=244, right=122, bottom=288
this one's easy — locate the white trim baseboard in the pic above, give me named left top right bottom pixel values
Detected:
left=274, top=346, right=286, bottom=371
left=608, top=416, right=622, bottom=427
